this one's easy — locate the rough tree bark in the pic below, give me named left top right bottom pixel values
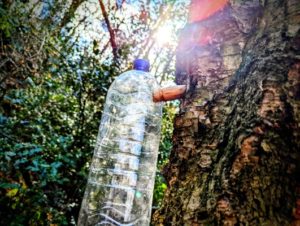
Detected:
left=153, top=0, right=300, bottom=225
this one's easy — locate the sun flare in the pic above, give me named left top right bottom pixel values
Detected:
left=154, top=25, right=173, bottom=46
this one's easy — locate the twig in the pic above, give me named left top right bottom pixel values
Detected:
left=0, top=59, right=9, bottom=69
left=38, top=36, right=46, bottom=54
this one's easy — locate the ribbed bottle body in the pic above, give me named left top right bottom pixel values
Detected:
left=78, top=70, right=162, bottom=226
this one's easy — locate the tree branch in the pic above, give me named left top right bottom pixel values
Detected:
left=98, top=0, right=118, bottom=62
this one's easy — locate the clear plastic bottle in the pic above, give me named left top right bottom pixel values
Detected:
left=78, top=59, right=162, bottom=226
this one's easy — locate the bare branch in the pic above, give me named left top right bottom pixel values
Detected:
left=98, top=0, right=118, bottom=62
left=99, top=17, right=125, bottom=57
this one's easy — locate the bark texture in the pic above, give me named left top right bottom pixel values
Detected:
left=153, top=0, right=300, bottom=225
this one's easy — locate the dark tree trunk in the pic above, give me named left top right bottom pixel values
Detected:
left=153, top=0, right=300, bottom=225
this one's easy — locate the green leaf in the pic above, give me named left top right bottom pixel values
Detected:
left=5, top=151, right=16, bottom=157
left=0, top=183, right=20, bottom=189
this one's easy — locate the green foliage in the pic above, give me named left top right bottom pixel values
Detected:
left=153, top=173, right=168, bottom=207
left=158, top=102, right=177, bottom=167
left=0, top=60, right=118, bottom=225
left=153, top=101, right=177, bottom=207
left=0, top=7, right=13, bottom=37
left=0, top=5, right=120, bottom=221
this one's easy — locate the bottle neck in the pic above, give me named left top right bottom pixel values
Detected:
left=134, top=68, right=149, bottom=72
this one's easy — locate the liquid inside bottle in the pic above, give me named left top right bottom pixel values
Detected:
left=78, top=66, right=162, bottom=226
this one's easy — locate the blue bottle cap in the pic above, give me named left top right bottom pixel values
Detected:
left=133, top=59, right=150, bottom=72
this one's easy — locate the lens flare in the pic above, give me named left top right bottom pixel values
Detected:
left=154, top=25, right=173, bottom=46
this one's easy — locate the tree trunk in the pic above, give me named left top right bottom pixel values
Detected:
left=153, top=0, right=300, bottom=225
